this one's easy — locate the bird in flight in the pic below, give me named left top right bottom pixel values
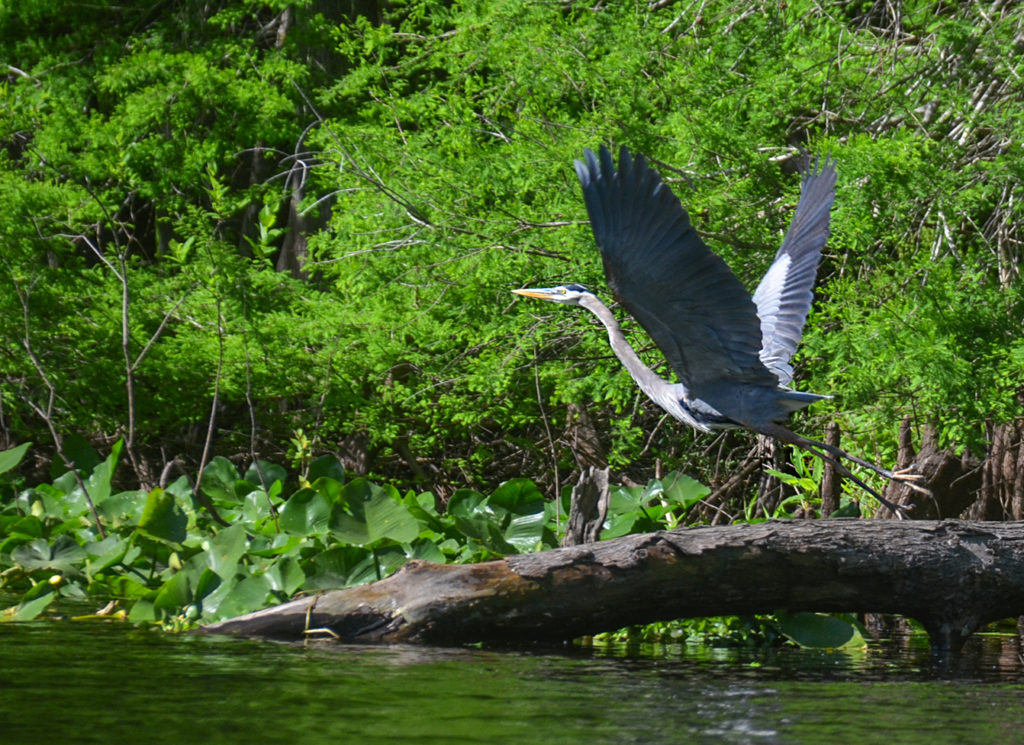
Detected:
left=513, top=145, right=921, bottom=515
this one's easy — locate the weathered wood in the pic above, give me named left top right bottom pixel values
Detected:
left=819, top=421, right=842, bottom=517
left=200, top=519, right=1024, bottom=654
left=880, top=423, right=982, bottom=520
left=562, top=466, right=610, bottom=546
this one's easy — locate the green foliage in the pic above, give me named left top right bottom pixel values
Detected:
left=776, top=611, right=866, bottom=650
left=593, top=615, right=786, bottom=648
left=0, top=442, right=881, bottom=649
left=1, top=442, right=700, bottom=627
left=602, top=472, right=709, bottom=537
left=1, top=0, right=1021, bottom=517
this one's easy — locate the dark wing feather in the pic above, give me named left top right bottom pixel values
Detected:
left=751, top=156, right=837, bottom=385
left=575, top=145, right=778, bottom=398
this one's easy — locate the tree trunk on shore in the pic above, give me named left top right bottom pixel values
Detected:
left=201, top=519, right=1024, bottom=655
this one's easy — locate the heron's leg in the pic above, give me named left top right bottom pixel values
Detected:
left=761, top=423, right=930, bottom=493
left=758, top=423, right=924, bottom=518
left=784, top=439, right=907, bottom=518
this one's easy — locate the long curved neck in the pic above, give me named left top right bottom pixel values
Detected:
left=578, top=294, right=685, bottom=414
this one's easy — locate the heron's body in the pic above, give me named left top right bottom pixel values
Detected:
left=571, top=291, right=823, bottom=433
left=514, top=145, right=921, bottom=511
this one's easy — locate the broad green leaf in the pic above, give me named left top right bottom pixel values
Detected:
left=213, top=574, right=272, bottom=619
left=11, top=536, right=86, bottom=576
left=84, top=535, right=129, bottom=577
left=660, top=472, right=710, bottom=507
left=406, top=537, right=445, bottom=563
left=311, top=475, right=344, bottom=504
left=330, top=513, right=370, bottom=545
left=194, top=568, right=222, bottom=602
left=503, top=510, right=546, bottom=552
left=245, top=459, right=288, bottom=489
left=247, top=534, right=306, bottom=558
left=363, top=487, right=419, bottom=543
left=84, top=439, right=123, bottom=505
left=2, top=591, right=56, bottom=622
left=128, top=597, right=156, bottom=624
left=204, top=523, right=248, bottom=579
left=446, top=488, right=490, bottom=520
left=153, top=571, right=191, bottom=616
left=489, top=478, right=544, bottom=512
left=138, top=488, right=187, bottom=544
left=165, top=475, right=194, bottom=500
left=342, top=546, right=408, bottom=587
left=308, top=455, right=345, bottom=484
left=0, top=442, right=31, bottom=476
left=330, top=480, right=419, bottom=546
left=302, top=545, right=372, bottom=590
left=279, top=488, right=331, bottom=535
left=777, top=612, right=864, bottom=649
left=200, top=457, right=241, bottom=502
left=0, top=515, right=43, bottom=540
left=96, top=489, right=148, bottom=527
left=53, top=434, right=100, bottom=479
left=401, top=491, right=446, bottom=533
left=265, top=556, right=305, bottom=596
left=241, top=488, right=275, bottom=523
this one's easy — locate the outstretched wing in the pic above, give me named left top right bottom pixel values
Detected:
left=751, top=156, right=837, bottom=385
left=575, top=145, right=778, bottom=400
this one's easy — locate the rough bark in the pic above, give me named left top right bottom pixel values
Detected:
left=819, top=421, right=842, bottom=517
left=200, top=519, right=1024, bottom=654
left=879, top=423, right=982, bottom=520
left=562, top=466, right=610, bottom=546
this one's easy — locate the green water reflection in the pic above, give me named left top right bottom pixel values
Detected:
left=2, top=622, right=1023, bottom=745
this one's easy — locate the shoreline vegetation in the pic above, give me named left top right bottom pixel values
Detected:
left=2, top=1, right=1022, bottom=642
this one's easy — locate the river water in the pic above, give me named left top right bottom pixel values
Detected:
left=2, top=620, right=1023, bottom=745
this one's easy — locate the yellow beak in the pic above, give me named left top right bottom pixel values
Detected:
left=512, top=288, right=557, bottom=299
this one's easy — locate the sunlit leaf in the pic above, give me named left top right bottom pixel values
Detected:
left=265, top=556, right=305, bottom=596
left=204, top=523, right=248, bottom=579
left=406, top=537, right=445, bottom=563
left=279, top=488, right=331, bottom=535
left=2, top=591, right=56, bottom=622
left=0, top=442, right=31, bottom=476
left=84, top=535, right=129, bottom=577
left=138, top=488, right=187, bottom=544
left=84, top=439, right=123, bottom=505
left=330, top=479, right=419, bottom=546
left=489, top=479, right=543, bottom=512
left=213, top=574, right=271, bottom=619
left=363, top=487, right=419, bottom=543
left=503, top=510, right=546, bottom=552
left=660, top=472, right=710, bottom=507
left=96, top=489, right=148, bottom=527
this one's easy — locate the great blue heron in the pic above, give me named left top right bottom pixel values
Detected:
left=514, top=145, right=920, bottom=514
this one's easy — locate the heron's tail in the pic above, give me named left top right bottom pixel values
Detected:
left=774, top=389, right=831, bottom=417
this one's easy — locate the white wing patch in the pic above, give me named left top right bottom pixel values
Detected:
left=752, top=252, right=794, bottom=385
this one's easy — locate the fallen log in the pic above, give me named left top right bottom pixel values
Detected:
left=200, top=519, right=1024, bottom=654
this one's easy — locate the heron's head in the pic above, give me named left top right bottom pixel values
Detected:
left=512, top=283, right=590, bottom=305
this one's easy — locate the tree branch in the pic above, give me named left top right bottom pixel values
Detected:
left=201, top=519, right=1024, bottom=655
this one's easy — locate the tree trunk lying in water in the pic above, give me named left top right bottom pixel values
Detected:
left=200, top=519, right=1024, bottom=654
